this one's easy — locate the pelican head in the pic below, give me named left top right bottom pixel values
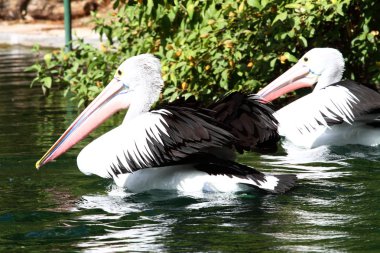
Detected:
left=258, top=48, right=345, bottom=102
left=36, top=54, right=163, bottom=169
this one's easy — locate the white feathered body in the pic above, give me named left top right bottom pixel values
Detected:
left=275, top=82, right=380, bottom=148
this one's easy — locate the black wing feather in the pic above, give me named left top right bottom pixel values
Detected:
left=207, top=92, right=280, bottom=153
left=111, top=107, right=236, bottom=175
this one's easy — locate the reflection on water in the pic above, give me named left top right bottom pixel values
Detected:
left=258, top=140, right=352, bottom=181
left=77, top=186, right=142, bottom=214
left=264, top=140, right=348, bottom=164
left=0, top=46, right=379, bottom=252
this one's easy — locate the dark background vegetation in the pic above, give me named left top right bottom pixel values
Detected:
left=27, top=0, right=380, bottom=106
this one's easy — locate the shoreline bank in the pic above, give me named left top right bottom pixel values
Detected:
left=0, top=21, right=101, bottom=49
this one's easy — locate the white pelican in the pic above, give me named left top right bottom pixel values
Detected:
left=36, top=54, right=296, bottom=194
left=258, top=48, right=380, bottom=148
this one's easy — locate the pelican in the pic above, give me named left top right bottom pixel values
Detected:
left=36, top=54, right=296, bottom=194
left=258, top=48, right=380, bottom=148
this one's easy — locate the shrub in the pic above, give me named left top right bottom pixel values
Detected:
left=27, top=0, right=380, bottom=107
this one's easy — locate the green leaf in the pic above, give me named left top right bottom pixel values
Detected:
left=169, top=91, right=179, bottom=102
left=247, top=0, right=261, bottom=9
left=367, top=33, right=375, bottom=43
left=170, top=72, right=177, bottom=85
left=261, top=0, right=269, bottom=9
left=72, top=62, right=79, bottom=73
left=270, top=58, right=277, bottom=68
left=272, top=12, right=287, bottom=25
left=78, top=98, right=85, bottom=108
left=298, top=36, right=308, bottom=47
left=88, top=86, right=101, bottom=93
left=24, top=64, right=41, bottom=72
left=63, top=87, right=70, bottom=97
left=32, top=44, right=40, bottom=52
left=285, top=3, right=301, bottom=9
left=183, top=93, right=193, bottom=100
left=41, top=85, right=47, bottom=95
left=42, top=76, right=52, bottom=88
left=220, top=70, right=229, bottom=89
left=147, top=0, right=154, bottom=15
left=30, top=77, right=39, bottom=88
left=284, top=52, right=298, bottom=63
left=187, top=1, right=195, bottom=19
left=163, top=86, right=176, bottom=96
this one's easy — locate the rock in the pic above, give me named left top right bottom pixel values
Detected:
left=27, top=0, right=98, bottom=20
left=0, top=0, right=99, bottom=21
left=0, top=0, right=29, bottom=20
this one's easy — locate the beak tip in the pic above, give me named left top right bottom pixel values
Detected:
left=35, top=160, right=42, bottom=170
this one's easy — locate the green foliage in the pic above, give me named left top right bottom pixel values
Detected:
left=27, top=0, right=380, bottom=106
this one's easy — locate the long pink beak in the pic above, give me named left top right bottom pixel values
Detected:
left=36, top=78, right=131, bottom=169
left=257, top=63, right=316, bottom=103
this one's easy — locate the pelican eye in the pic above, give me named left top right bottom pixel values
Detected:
left=117, top=69, right=122, bottom=76
left=303, top=57, right=308, bottom=62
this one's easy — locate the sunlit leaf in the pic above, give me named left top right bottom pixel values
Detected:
left=272, top=12, right=287, bottom=25
left=42, top=76, right=52, bottom=89
left=285, top=3, right=301, bottom=9
left=187, top=1, right=195, bottom=19
left=247, top=0, right=261, bottom=9
left=147, top=0, right=154, bottom=15
left=284, top=52, right=298, bottom=63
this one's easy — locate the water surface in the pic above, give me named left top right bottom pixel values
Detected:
left=0, top=46, right=379, bottom=252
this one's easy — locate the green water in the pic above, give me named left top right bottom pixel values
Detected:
left=0, top=47, right=379, bottom=252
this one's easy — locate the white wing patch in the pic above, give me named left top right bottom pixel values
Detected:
left=275, top=85, right=359, bottom=135
left=77, top=110, right=172, bottom=178
left=119, top=111, right=171, bottom=168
